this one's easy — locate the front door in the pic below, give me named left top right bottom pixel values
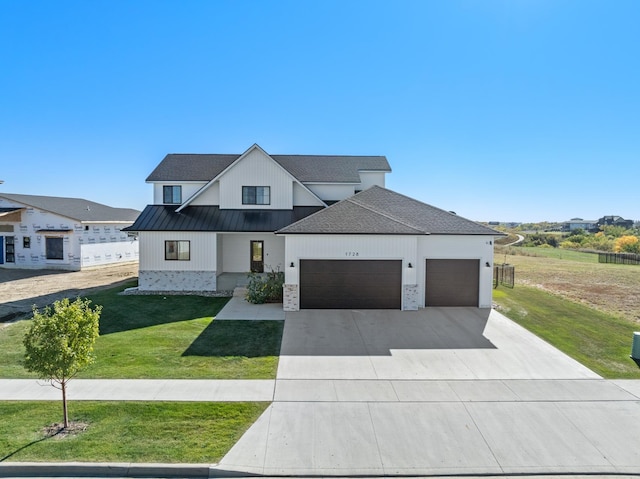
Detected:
left=250, top=240, right=264, bottom=273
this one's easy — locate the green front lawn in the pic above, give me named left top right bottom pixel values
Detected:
left=0, top=401, right=268, bottom=463
left=494, top=286, right=640, bottom=378
left=0, top=282, right=283, bottom=379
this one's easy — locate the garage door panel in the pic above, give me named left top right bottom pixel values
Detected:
left=300, top=260, right=401, bottom=309
left=425, top=259, right=479, bottom=307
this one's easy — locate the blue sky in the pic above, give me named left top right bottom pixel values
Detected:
left=1, top=0, right=638, bottom=223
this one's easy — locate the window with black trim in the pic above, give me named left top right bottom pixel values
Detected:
left=23, top=236, right=30, bottom=248
left=5, top=236, right=15, bottom=263
left=46, top=237, right=64, bottom=260
left=165, top=240, right=190, bottom=260
left=163, top=185, right=182, bottom=204
left=242, top=186, right=270, bottom=205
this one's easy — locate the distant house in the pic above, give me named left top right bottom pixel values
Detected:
left=596, top=216, right=634, bottom=230
left=0, top=193, right=139, bottom=270
left=125, top=143, right=504, bottom=310
left=562, top=218, right=597, bottom=232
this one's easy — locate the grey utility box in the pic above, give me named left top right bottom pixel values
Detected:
left=632, top=332, right=640, bottom=360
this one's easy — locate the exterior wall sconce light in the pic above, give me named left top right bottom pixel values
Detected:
left=408, top=263, right=413, bottom=268
left=290, top=262, right=295, bottom=268
left=485, top=262, right=491, bottom=267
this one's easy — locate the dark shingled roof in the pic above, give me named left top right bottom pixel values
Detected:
left=123, top=205, right=324, bottom=232
left=0, top=193, right=140, bottom=223
left=277, top=186, right=503, bottom=236
left=146, top=153, right=391, bottom=183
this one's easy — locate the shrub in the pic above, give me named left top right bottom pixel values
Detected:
left=245, top=268, right=284, bottom=304
left=614, top=235, right=640, bottom=254
left=560, top=240, right=581, bottom=249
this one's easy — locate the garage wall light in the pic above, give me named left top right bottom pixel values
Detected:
left=485, top=262, right=491, bottom=267
left=290, top=262, right=295, bottom=268
left=408, top=263, right=413, bottom=268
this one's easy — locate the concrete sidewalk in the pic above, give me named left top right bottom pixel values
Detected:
left=218, top=378, right=640, bottom=476
left=0, top=379, right=275, bottom=402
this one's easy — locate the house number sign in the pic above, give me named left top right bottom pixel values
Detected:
left=345, top=252, right=360, bottom=256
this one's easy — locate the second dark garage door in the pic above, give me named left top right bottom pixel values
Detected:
left=425, top=259, right=479, bottom=307
left=300, top=259, right=402, bottom=309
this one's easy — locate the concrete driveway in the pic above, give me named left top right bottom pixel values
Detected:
left=277, top=308, right=598, bottom=380
left=218, top=308, right=640, bottom=476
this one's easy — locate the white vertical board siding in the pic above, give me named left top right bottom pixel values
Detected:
left=216, top=234, right=224, bottom=272
left=305, top=184, right=355, bottom=202
left=358, top=171, right=386, bottom=190
left=418, top=235, right=495, bottom=308
left=191, top=182, right=220, bottom=206
left=138, top=231, right=216, bottom=271
left=219, top=149, right=293, bottom=209
left=152, top=182, right=207, bottom=205
left=292, top=183, right=324, bottom=206
left=220, top=233, right=285, bottom=273
left=283, top=235, right=417, bottom=284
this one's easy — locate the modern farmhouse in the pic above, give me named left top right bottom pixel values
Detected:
left=126, top=144, right=502, bottom=311
left=0, top=193, right=140, bottom=270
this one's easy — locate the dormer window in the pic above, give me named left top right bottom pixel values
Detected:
left=163, top=186, right=182, bottom=204
left=242, top=186, right=270, bottom=205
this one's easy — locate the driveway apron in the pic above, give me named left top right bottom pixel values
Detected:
left=216, top=308, right=640, bottom=476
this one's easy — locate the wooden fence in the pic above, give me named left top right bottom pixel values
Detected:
left=494, top=264, right=515, bottom=289
left=598, top=252, right=640, bottom=265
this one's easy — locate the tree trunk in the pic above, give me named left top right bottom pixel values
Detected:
left=61, top=380, right=69, bottom=429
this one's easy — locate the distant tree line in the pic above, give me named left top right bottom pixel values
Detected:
left=519, top=225, right=640, bottom=253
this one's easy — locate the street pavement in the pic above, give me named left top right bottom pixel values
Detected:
left=2, top=298, right=640, bottom=477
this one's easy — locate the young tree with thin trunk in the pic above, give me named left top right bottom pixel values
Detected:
left=23, top=297, right=101, bottom=429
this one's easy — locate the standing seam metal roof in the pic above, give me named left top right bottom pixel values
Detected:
left=122, top=206, right=325, bottom=232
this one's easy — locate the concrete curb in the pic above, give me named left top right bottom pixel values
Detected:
left=0, top=462, right=215, bottom=478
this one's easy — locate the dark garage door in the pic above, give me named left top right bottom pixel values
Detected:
left=300, top=259, right=402, bottom=309
left=425, top=259, right=479, bottom=307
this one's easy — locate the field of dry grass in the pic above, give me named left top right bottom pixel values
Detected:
left=495, top=247, right=640, bottom=323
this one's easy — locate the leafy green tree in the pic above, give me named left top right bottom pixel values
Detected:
left=23, top=297, right=101, bottom=429
left=601, top=225, right=630, bottom=238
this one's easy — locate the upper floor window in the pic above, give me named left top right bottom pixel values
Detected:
left=242, top=186, right=270, bottom=205
left=163, top=185, right=182, bottom=204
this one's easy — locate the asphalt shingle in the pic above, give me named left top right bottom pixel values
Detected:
left=277, top=186, right=502, bottom=236
left=145, top=153, right=390, bottom=183
left=0, top=193, right=140, bottom=223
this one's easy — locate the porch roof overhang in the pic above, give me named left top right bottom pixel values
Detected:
left=122, top=205, right=325, bottom=232
left=0, top=207, right=24, bottom=218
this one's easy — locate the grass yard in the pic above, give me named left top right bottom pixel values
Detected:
left=496, top=245, right=599, bottom=263
left=493, top=286, right=640, bottom=379
left=495, top=247, right=640, bottom=323
left=0, top=401, right=268, bottom=463
left=0, top=282, right=283, bottom=379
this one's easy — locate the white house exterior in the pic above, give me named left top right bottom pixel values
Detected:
left=0, top=193, right=140, bottom=270
left=126, top=143, right=503, bottom=310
